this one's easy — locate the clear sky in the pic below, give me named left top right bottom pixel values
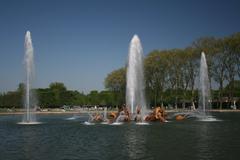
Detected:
left=0, top=0, right=240, bottom=93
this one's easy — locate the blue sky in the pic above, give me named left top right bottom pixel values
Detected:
left=0, top=0, right=240, bottom=93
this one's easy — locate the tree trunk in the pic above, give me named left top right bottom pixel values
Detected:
left=175, top=97, right=178, bottom=110
left=219, top=84, right=223, bottom=110
left=154, top=90, right=157, bottom=107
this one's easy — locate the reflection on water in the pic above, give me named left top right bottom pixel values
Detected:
left=0, top=113, right=239, bottom=160
left=22, top=127, right=40, bottom=160
left=195, top=123, right=214, bottom=159
left=125, top=125, right=147, bottom=159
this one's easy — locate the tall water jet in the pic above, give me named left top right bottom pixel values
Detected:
left=126, top=35, right=146, bottom=118
left=21, top=31, right=37, bottom=124
left=176, top=52, right=218, bottom=121
left=198, top=52, right=211, bottom=117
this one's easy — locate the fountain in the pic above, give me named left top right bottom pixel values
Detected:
left=196, top=52, right=218, bottom=121
left=101, top=107, right=109, bottom=124
left=84, top=114, right=96, bottom=125
left=126, top=35, right=147, bottom=120
left=19, top=31, right=40, bottom=125
left=83, top=108, right=110, bottom=125
left=111, top=113, right=125, bottom=125
left=103, top=107, right=107, bottom=121
left=198, top=52, right=211, bottom=115
left=172, top=52, right=220, bottom=122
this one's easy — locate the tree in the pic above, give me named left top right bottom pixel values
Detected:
left=192, top=37, right=220, bottom=91
left=71, top=91, right=87, bottom=105
left=183, top=47, right=199, bottom=106
left=49, top=82, right=67, bottom=106
left=210, top=38, right=228, bottom=109
left=145, top=50, right=170, bottom=106
left=49, top=82, right=67, bottom=92
left=222, top=34, right=240, bottom=104
left=17, top=83, right=25, bottom=94
left=87, top=90, right=99, bottom=105
left=105, top=68, right=126, bottom=106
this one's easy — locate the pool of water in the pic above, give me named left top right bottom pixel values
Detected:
left=0, top=112, right=239, bottom=160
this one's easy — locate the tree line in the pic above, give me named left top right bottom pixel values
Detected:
left=105, top=33, right=240, bottom=109
left=0, top=82, right=121, bottom=108
left=1, top=33, right=240, bottom=109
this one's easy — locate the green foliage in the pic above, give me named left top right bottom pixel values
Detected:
left=105, top=32, right=240, bottom=108
left=0, top=91, right=22, bottom=108
left=104, top=68, right=126, bottom=106
left=105, top=68, right=126, bottom=92
left=1, top=33, right=240, bottom=109
left=0, top=81, right=123, bottom=108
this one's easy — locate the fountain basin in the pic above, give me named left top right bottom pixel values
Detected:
left=18, top=121, right=42, bottom=125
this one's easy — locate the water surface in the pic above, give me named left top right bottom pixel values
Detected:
left=0, top=113, right=239, bottom=160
